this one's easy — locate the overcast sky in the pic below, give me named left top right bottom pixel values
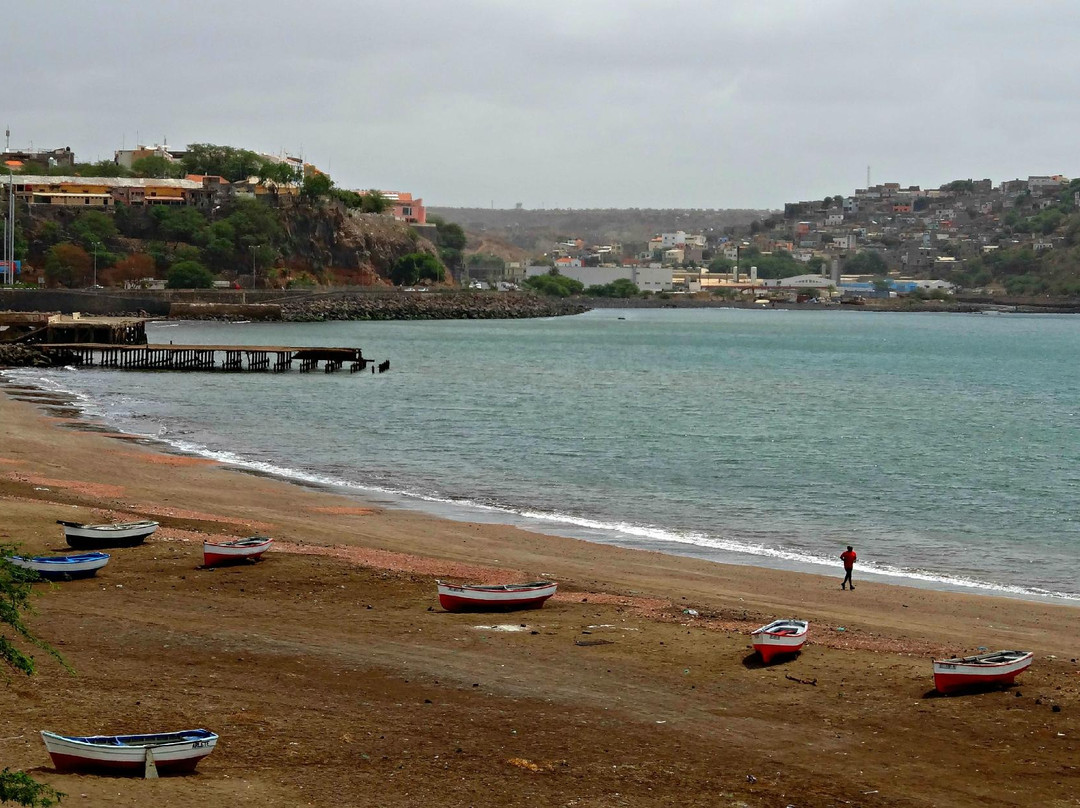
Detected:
left=4, top=1, right=1078, bottom=209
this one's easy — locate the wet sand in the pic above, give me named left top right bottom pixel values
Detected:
left=0, top=385, right=1077, bottom=807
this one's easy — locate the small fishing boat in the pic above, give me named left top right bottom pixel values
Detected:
left=751, top=619, right=809, bottom=663
left=41, top=729, right=218, bottom=774
left=932, top=649, right=1033, bottom=693
left=7, top=552, right=110, bottom=580
left=57, top=519, right=158, bottom=549
left=203, top=536, right=273, bottom=567
left=437, top=580, right=558, bottom=612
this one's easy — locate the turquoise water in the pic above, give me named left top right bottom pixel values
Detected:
left=10, top=308, right=1080, bottom=601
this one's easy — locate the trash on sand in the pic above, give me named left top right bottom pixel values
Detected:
left=575, top=638, right=615, bottom=647
left=682, top=609, right=699, bottom=616
left=506, top=758, right=555, bottom=772
left=836, top=626, right=846, bottom=632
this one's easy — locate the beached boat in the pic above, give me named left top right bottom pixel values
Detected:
left=751, top=619, right=809, bottom=663
left=6, top=552, right=110, bottom=579
left=40, top=729, right=218, bottom=774
left=57, top=519, right=158, bottom=549
left=437, top=580, right=557, bottom=612
left=932, top=650, right=1033, bottom=693
left=203, top=536, right=273, bottom=567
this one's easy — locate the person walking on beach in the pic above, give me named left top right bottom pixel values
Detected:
left=840, top=545, right=857, bottom=590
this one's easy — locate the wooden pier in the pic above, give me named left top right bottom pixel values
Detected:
left=41, top=344, right=375, bottom=373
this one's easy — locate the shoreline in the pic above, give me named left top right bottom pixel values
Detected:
left=2, top=381, right=1079, bottom=806
left=2, top=373, right=1078, bottom=640
left=4, top=367, right=1076, bottom=607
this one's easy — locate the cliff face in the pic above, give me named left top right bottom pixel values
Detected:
left=17, top=198, right=441, bottom=289
left=279, top=201, right=438, bottom=282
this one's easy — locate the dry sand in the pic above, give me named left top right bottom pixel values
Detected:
left=0, top=382, right=1078, bottom=807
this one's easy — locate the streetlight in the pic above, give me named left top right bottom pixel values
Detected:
left=251, top=244, right=262, bottom=289
left=90, top=241, right=100, bottom=288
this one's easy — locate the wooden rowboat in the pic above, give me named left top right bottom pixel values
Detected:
left=932, top=650, right=1033, bottom=693
left=41, top=729, right=218, bottom=774
left=751, top=619, right=809, bottom=663
left=57, top=519, right=158, bottom=550
left=203, top=536, right=273, bottom=567
left=6, top=552, right=110, bottom=579
left=437, top=580, right=557, bottom=612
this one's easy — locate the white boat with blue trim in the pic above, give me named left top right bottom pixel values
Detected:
left=6, top=552, right=110, bottom=579
left=41, top=729, right=218, bottom=773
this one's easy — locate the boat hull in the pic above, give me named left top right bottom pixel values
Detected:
left=59, top=521, right=158, bottom=550
left=751, top=620, right=809, bottom=664
left=203, top=538, right=273, bottom=567
left=7, top=553, right=110, bottom=580
left=437, top=581, right=557, bottom=612
left=41, top=730, right=217, bottom=774
left=932, top=651, right=1033, bottom=693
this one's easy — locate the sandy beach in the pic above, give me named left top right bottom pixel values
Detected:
left=1, top=382, right=1078, bottom=807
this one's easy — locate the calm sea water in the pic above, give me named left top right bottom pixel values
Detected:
left=9, top=308, right=1080, bottom=602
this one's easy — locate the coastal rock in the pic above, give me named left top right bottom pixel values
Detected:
left=280, top=291, right=588, bottom=322
left=0, top=343, right=68, bottom=368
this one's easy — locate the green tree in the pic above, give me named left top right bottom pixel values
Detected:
left=585, top=278, right=639, bottom=297
left=523, top=273, right=583, bottom=297
left=71, top=210, right=118, bottom=249
left=167, top=260, right=214, bottom=288
left=258, top=161, right=301, bottom=186
left=708, top=256, right=734, bottom=273
left=130, top=155, right=184, bottom=179
left=390, top=252, right=445, bottom=286
left=301, top=172, right=334, bottom=199
left=843, top=250, right=888, bottom=275
left=1, top=551, right=67, bottom=807
left=152, top=207, right=207, bottom=246
left=360, top=190, right=389, bottom=214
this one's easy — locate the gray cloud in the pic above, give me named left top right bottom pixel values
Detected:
left=5, top=1, right=1078, bottom=208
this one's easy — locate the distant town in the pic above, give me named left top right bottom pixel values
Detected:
left=2, top=138, right=1078, bottom=302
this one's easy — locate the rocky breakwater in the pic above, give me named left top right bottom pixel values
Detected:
left=282, top=292, right=589, bottom=321
left=0, top=343, right=72, bottom=368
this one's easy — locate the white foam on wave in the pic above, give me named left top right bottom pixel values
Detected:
left=5, top=368, right=1077, bottom=604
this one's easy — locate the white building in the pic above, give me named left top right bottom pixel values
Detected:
left=524, top=264, right=672, bottom=292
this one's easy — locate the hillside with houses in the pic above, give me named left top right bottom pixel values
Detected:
left=440, top=175, right=1080, bottom=302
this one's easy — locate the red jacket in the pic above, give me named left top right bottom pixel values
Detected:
left=840, top=550, right=857, bottom=570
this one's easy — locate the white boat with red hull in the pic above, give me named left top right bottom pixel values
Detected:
left=751, top=619, right=809, bottom=663
left=437, top=580, right=557, bottom=612
left=932, top=650, right=1033, bottom=693
left=203, top=536, right=273, bottom=567
left=57, top=519, right=158, bottom=549
left=41, top=729, right=218, bottom=774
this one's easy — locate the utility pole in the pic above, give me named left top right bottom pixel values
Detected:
left=4, top=167, right=13, bottom=285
